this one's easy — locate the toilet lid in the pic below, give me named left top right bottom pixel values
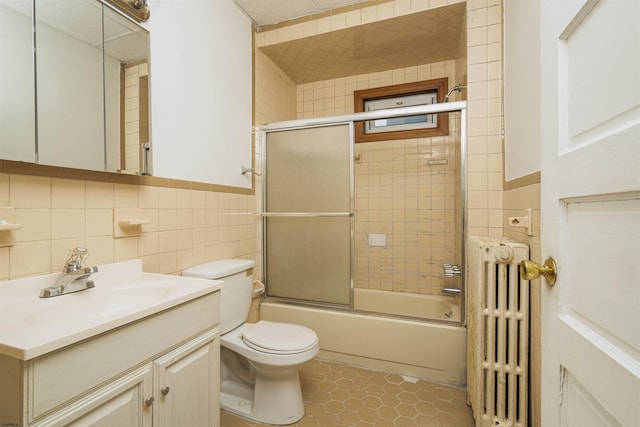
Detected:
left=241, top=321, right=318, bottom=354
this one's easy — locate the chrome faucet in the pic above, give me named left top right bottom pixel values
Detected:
left=39, top=247, right=98, bottom=298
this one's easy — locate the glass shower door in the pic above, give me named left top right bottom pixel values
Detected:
left=263, top=124, right=353, bottom=306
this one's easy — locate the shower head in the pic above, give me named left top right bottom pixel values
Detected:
left=443, top=84, right=466, bottom=102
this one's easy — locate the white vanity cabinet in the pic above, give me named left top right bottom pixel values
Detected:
left=31, top=364, right=154, bottom=426
left=153, top=331, right=219, bottom=426
left=0, top=291, right=221, bottom=427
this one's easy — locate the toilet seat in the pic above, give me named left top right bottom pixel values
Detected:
left=242, top=321, right=318, bottom=355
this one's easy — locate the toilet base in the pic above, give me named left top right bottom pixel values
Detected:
left=221, top=349, right=305, bottom=425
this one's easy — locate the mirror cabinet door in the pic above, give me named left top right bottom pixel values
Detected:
left=103, top=5, right=150, bottom=174
left=0, top=0, right=36, bottom=163
left=1, top=0, right=150, bottom=174
left=35, top=0, right=106, bottom=170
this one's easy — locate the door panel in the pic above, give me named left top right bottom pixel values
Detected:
left=154, top=332, right=219, bottom=427
left=540, top=0, right=640, bottom=425
left=564, top=198, right=640, bottom=352
left=264, top=124, right=353, bottom=306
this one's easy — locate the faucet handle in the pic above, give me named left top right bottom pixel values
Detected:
left=66, top=247, right=89, bottom=269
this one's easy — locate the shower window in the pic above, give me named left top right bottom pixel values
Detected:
left=354, top=78, right=449, bottom=143
left=363, top=92, right=438, bottom=133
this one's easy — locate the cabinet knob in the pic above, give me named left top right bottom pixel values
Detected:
left=143, top=396, right=155, bottom=408
left=161, top=386, right=170, bottom=396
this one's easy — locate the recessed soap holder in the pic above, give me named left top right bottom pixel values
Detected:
left=114, top=209, right=150, bottom=238
left=0, top=206, right=22, bottom=247
left=508, top=208, right=532, bottom=236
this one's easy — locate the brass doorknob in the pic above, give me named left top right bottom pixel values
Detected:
left=520, top=257, right=557, bottom=286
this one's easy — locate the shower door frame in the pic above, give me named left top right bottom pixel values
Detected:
left=261, top=101, right=468, bottom=323
left=261, top=122, right=356, bottom=310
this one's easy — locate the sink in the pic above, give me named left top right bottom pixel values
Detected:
left=0, top=260, right=222, bottom=360
left=24, top=284, right=173, bottom=325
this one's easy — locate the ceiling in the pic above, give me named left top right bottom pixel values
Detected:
left=233, top=0, right=370, bottom=27
left=240, top=1, right=466, bottom=84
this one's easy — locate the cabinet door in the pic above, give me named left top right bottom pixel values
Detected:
left=32, top=365, right=153, bottom=427
left=153, top=330, right=220, bottom=427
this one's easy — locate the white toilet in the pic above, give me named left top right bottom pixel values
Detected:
left=182, top=259, right=319, bottom=425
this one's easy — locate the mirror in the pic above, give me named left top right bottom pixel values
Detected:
left=0, top=0, right=35, bottom=163
left=0, top=0, right=150, bottom=175
left=102, top=5, right=151, bottom=174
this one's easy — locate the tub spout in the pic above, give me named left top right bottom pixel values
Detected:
left=441, top=288, right=461, bottom=297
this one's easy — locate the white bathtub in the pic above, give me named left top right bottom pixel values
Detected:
left=260, top=289, right=466, bottom=385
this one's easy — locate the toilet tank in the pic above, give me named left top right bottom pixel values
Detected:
left=182, top=259, right=256, bottom=334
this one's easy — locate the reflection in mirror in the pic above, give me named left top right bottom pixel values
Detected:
left=35, top=0, right=150, bottom=174
left=103, top=5, right=150, bottom=174
left=35, top=0, right=105, bottom=170
left=0, top=0, right=35, bottom=163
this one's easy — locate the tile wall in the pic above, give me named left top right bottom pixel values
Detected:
left=0, top=174, right=258, bottom=281
left=465, top=0, right=504, bottom=239
left=294, top=61, right=463, bottom=294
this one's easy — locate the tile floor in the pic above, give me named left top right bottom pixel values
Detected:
left=220, top=359, right=475, bottom=427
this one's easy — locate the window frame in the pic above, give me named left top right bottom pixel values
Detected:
left=353, top=78, right=449, bottom=143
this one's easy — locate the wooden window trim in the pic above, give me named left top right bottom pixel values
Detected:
left=354, top=78, right=449, bottom=143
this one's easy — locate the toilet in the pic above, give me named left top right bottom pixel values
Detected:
left=182, top=259, right=319, bottom=425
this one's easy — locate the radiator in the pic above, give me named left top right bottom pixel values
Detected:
left=467, top=237, right=530, bottom=427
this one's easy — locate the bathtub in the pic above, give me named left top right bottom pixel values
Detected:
left=260, top=289, right=467, bottom=385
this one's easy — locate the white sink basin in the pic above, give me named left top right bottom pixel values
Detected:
left=24, top=284, right=173, bottom=325
left=0, top=260, right=222, bottom=360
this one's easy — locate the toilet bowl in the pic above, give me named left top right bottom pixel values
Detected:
left=182, top=259, right=319, bottom=425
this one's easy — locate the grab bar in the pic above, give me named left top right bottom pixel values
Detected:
left=262, top=212, right=354, bottom=218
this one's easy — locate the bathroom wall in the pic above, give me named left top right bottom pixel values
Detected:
left=503, top=2, right=542, bottom=425
left=502, top=4, right=542, bottom=427
left=0, top=174, right=258, bottom=280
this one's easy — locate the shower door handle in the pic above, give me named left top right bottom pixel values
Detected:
left=262, top=212, right=354, bottom=218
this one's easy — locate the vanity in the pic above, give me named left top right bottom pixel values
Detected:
left=0, top=260, right=222, bottom=426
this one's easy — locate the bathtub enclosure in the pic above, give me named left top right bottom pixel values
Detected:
left=260, top=103, right=467, bottom=383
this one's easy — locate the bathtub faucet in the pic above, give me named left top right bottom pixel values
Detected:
left=40, top=247, right=98, bottom=298
left=441, top=288, right=461, bottom=297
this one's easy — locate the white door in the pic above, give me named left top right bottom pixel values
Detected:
left=540, top=0, right=640, bottom=426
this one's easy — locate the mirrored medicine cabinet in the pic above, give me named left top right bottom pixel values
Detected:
left=0, top=0, right=151, bottom=175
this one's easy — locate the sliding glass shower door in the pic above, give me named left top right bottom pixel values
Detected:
left=263, top=124, right=353, bottom=306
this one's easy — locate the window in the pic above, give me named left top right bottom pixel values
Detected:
left=354, top=78, right=449, bottom=143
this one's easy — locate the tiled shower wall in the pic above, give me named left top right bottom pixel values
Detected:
left=295, top=61, right=463, bottom=295
left=353, top=131, right=460, bottom=294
